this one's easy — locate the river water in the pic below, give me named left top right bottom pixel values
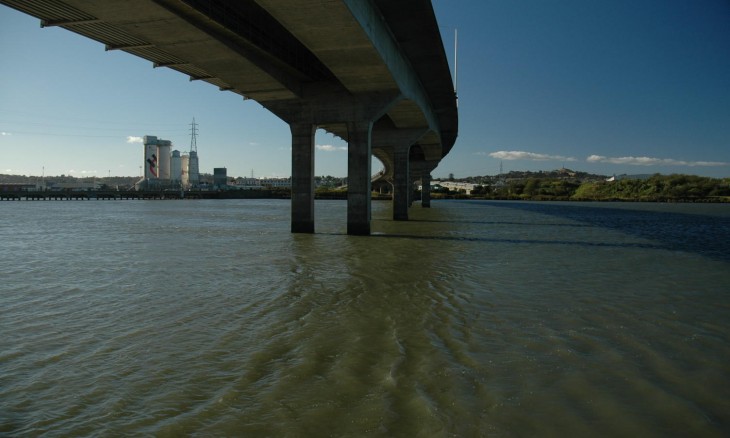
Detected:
left=1, top=199, right=729, bottom=437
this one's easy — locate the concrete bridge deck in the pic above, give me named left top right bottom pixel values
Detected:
left=1, top=0, right=458, bottom=234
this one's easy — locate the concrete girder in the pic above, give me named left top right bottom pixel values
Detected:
left=341, top=0, right=439, bottom=133
left=370, top=127, right=426, bottom=178
left=143, top=0, right=306, bottom=100
left=256, top=0, right=437, bottom=137
left=410, top=160, right=439, bottom=176
left=255, top=0, right=399, bottom=94
left=1, top=0, right=458, bottom=234
left=371, top=128, right=429, bottom=150
left=416, top=131, right=444, bottom=162
left=10, top=0, right=306, bottom=101
left=265, top=88, right=402, bottom=129
left=2, top=0, right=455, bottom=149
left=387, top=99, right=430, bottom=130
left=4, top=0, right=452, bottom=158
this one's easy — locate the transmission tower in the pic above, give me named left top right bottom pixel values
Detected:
left=189, top=118, right=198, bottom=153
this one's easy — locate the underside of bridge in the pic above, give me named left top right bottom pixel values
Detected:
left=2, top=0, right=458, bottom=234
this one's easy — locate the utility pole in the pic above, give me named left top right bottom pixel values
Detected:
left=189, top=118, right=198, bottom=153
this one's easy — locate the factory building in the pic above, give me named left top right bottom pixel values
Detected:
left=231, top=177, right=292, bottom=190
left=171, top=150, right=182, bottom=186
left=135, top=135, right=200, bottom=190
left=213, top=167, right=227, bottom=188
left=188, top=150, right=199, bottom=187
left=157, top=140, right=172, bottom=180
left=143, top=136, right=160, bottom=180
left=181, top=154, right=190, bottom=188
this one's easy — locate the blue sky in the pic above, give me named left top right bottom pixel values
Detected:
left=1, top=0, right=729, bottom=179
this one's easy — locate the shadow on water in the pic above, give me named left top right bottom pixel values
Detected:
left=407, top=219, right=593, bottom=228
left=321, top=231, right=664, bottom=251
left=458, top=201, right=730, bottom=262
left=369, top=232, right=663, bottom=249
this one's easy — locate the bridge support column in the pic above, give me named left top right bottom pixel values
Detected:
left=393, top=144, right=410, bottom=221
left=347, top=121, right=373, bottom=235
left=290, top=122, right=316, bottom=233
left=377, top=129, right=427, bottom=221
left=421, top=173, right=432, bottom=207
left=409, top=175, right=418, bottom=207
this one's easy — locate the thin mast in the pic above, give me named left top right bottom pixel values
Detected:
left=454, top=28, right=458, bottom=96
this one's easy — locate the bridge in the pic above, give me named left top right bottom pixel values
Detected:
left=1, top=0, right=458, bottom=234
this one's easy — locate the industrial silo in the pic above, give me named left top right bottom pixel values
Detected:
left=188, top=150, right=199, bottom=187
left=157, top=140, right=172, bottom=181
left=171, top=150, right=182, bottom=186
left=181, top=154, right=190, bottom=188
left=143, top=136, right=158, bottom=179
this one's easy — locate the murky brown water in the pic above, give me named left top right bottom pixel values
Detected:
left=2, top=199, right=729, bottom=436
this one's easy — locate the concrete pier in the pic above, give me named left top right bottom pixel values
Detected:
left=346, top=121, right=373, bottom=235
left=392, top=144, right=411, bottom=221
left=290, top=123, right=316, bottom=233
left=421, top=173, right=432, bottom=208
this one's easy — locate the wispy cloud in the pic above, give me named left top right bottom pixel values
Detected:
left=316, top=144, right=347, bottom=152
left=587, top=155, right=729, bottom=167
left=1, top=132, right=11, bottom=136
left=488, top=150, right=577, bottom=162
left=126, top=136, right=143, bottom=143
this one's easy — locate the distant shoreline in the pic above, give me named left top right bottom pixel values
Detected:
left=1, top=189, right=727, bottom=203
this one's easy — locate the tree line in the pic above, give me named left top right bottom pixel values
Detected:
left=438, top=174, right=730, bottom=202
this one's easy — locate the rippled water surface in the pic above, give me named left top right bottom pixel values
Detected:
left=1, top=199, right=729, bottom=436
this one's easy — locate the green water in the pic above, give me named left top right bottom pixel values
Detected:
left=1, top=199, right=728, bottom=436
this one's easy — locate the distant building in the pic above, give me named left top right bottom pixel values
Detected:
left=136, top=135, right=176, bottom=190
left=134, top=134, right=201, bottom=190
left=213, top=167, right=227, bottom=188
left=188, top=151, right=200, bottom=187
left=0, top=183, right=40, bottom=192
left=431, top=180, right=477, bottom=194
left=231, top=177, right=291, bottom=190
left=260, top=177, right=291, bottom=189
left=606, top=174, right=653, bottom=182
left=48, top=182, right=101, bottom=191
left=171, top=150, right=182, bottom=187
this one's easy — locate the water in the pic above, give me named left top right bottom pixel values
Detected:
left=1, top=199, right=729, bottom=437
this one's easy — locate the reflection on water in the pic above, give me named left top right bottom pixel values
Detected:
left=1, top=199, right=728, bottom=436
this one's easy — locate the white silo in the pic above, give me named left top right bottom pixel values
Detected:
left=181, top=154, right=190, bottom=188
left=143, top=136, right=158, bottom=179
left=171, top=150, right=182, bottom=185
left=157, top=140, right=172, bottom=180
left=188, top=150, right=199, bottom=187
